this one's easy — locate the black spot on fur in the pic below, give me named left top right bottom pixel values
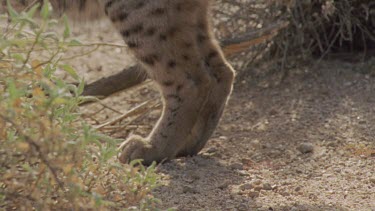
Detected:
left=130, top=24, right=144, bottom=34
left=166, top=94, right=182, bottom=103
left=141, top=54, right=160, bottom=66
left=176, top=84, right=184, bottom=92
left=205, top=50, right=219, bottom=66
left=197, top=22, right=206, bottom=30
left=167, top=121, right=174, bottom=126
left=169, top=106, right=179, bottom=113
left=105, top=0, right=120, bottom=15
left=121, top=24, right=144, bottom=37
left=145, top=27, right=157, bottom=36
left=160, top=133, right=168, bottom=138
left=167, top=26, right=179, bottom=37
left=213, top=73, right=221, bottom=83
left=185, top=72, right=192, bottom=80
left=163, top=81, right=174, bottom=86
left=182, top=42, right=193, bottom=48
left=126, top=41, right=139, bottom=48
left=197, top=34, right=208, bottom=43
left=167, top=60, right=177, bottom=68
left=159, top=34, right=167, bottom=41
left=150, top=8, right=166, bottom=16
left=118, top=12, right=129, bottom=21
left=120, top=29, right=130, bottom=37
left=175, top=3, right=183, bottom=11
left=135, top=2, right=145, bottom=10
left=207, top=50, right=219, bottom=59
left=182, top=54, right=190, bottom=61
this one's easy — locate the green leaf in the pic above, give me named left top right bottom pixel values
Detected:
left=63, top=15, right=71, bottom=39
left=78, top=96, right=99, bottom=104
left=6, top=0, right=19, bottom=19
left=11, top=53, right=25, bottom=62
left=77, top=79, right=85, bottom=96
left=40, top=0, right=51, bottom=20
left=6, top=79, right=19, bottom=99
left=59, top=64, right=79, bottom=80
left=52, top=97, right=68, bottom=105
left=68, top=39, right=83, bottom=46
left=26, top=3, right=41, bottom=18
left=42, top=31, right=59, bottom=41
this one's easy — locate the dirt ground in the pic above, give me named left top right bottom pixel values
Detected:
left=64, top=20, right=375, bottom=211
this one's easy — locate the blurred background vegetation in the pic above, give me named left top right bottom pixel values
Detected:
left=213, top=0, right=375, bottom=84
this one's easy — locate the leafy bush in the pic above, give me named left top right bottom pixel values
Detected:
left=212, top=0, right=375, bottom=81
left=268, top=0, right=375, bottom=61
left=0, top=1, right=160, bottom=210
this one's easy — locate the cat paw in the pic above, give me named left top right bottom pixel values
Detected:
left=118, top=135, right=154, bottom=165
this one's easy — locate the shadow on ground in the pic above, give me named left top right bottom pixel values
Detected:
left=153, top=61, right=375, bottom=210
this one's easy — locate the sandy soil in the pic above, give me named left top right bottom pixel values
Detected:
left=63, top=20, right=375, bottom=211
left=153, top=62, right=375, bottom=211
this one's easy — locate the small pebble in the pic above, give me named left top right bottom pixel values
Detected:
left=230, top=162, right=244, bottom=170
left=240, top=183, right=253, bottom=191
left=248, top=191, right=260, bottom=198
left=296, top=169, right=303, bottom=174
left=297, top=142, right=314, bottom=154
left=263, top=183, right=273, bottom=190
left=327, top=142, right=336, bottom=147
left=206, top=147, right=218, bottom=153
left=182, top=185, right=199, bottom=194
left=280, top=191, right=290, bottom=197
left=237, top=203, right=249, bottom=211
left=252, top=180, right=262, bottom=186
left=290, top=207, right=298, bottom=211
left=254, top=186, right=263, bottom=192
left=217, top=181, right=230, bottom=189
left=219, top=136, right=228, bottom=141
left=237, top=170, right=249, bottom=176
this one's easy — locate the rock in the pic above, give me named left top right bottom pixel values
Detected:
left=237, top=203, right=249, bottom=211
left=206, top=147, right=218, bottom=153
left=182, top=185, right=199, bottom=194
left=217, top=181, right=230, bottom=189
left=252, top=180, right=262, bottom=186
left=280, top=191, right=290, bottom=197
left=250, top=139, right=261, bottom=148
left=226, top=205, right=235, bottom=210
left=327, top=142, right=336, bottom=147
left=263, top=183, right=273, bottom=190
left=297, top=142, right=314, bottom=154
left=254, top=186, right=263, bottom=192
left=290, top=207, right=298, bottom=211
left=370, top=177, right=375, bottom=184
left=219, top=136, right=228, bottom=141
left=237, top=170, right=249, bottom=176
left=230, top=162, right=244, bottom=170
left=248, top=191, right=260, bottom=198
left=240, top=183, right=253, bottom=191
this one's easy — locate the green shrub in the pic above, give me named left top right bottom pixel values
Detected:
left=0, top=1, right=160, bottom=210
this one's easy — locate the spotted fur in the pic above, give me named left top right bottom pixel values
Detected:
left=6, top=0, right=235, bottom=165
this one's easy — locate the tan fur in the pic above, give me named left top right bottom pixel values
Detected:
left=6, top=0, right=235, bottom=165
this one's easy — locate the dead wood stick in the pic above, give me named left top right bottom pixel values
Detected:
left=95, top=99, right=155, bottom=130
left=82, top=21, right=288, bottom=99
